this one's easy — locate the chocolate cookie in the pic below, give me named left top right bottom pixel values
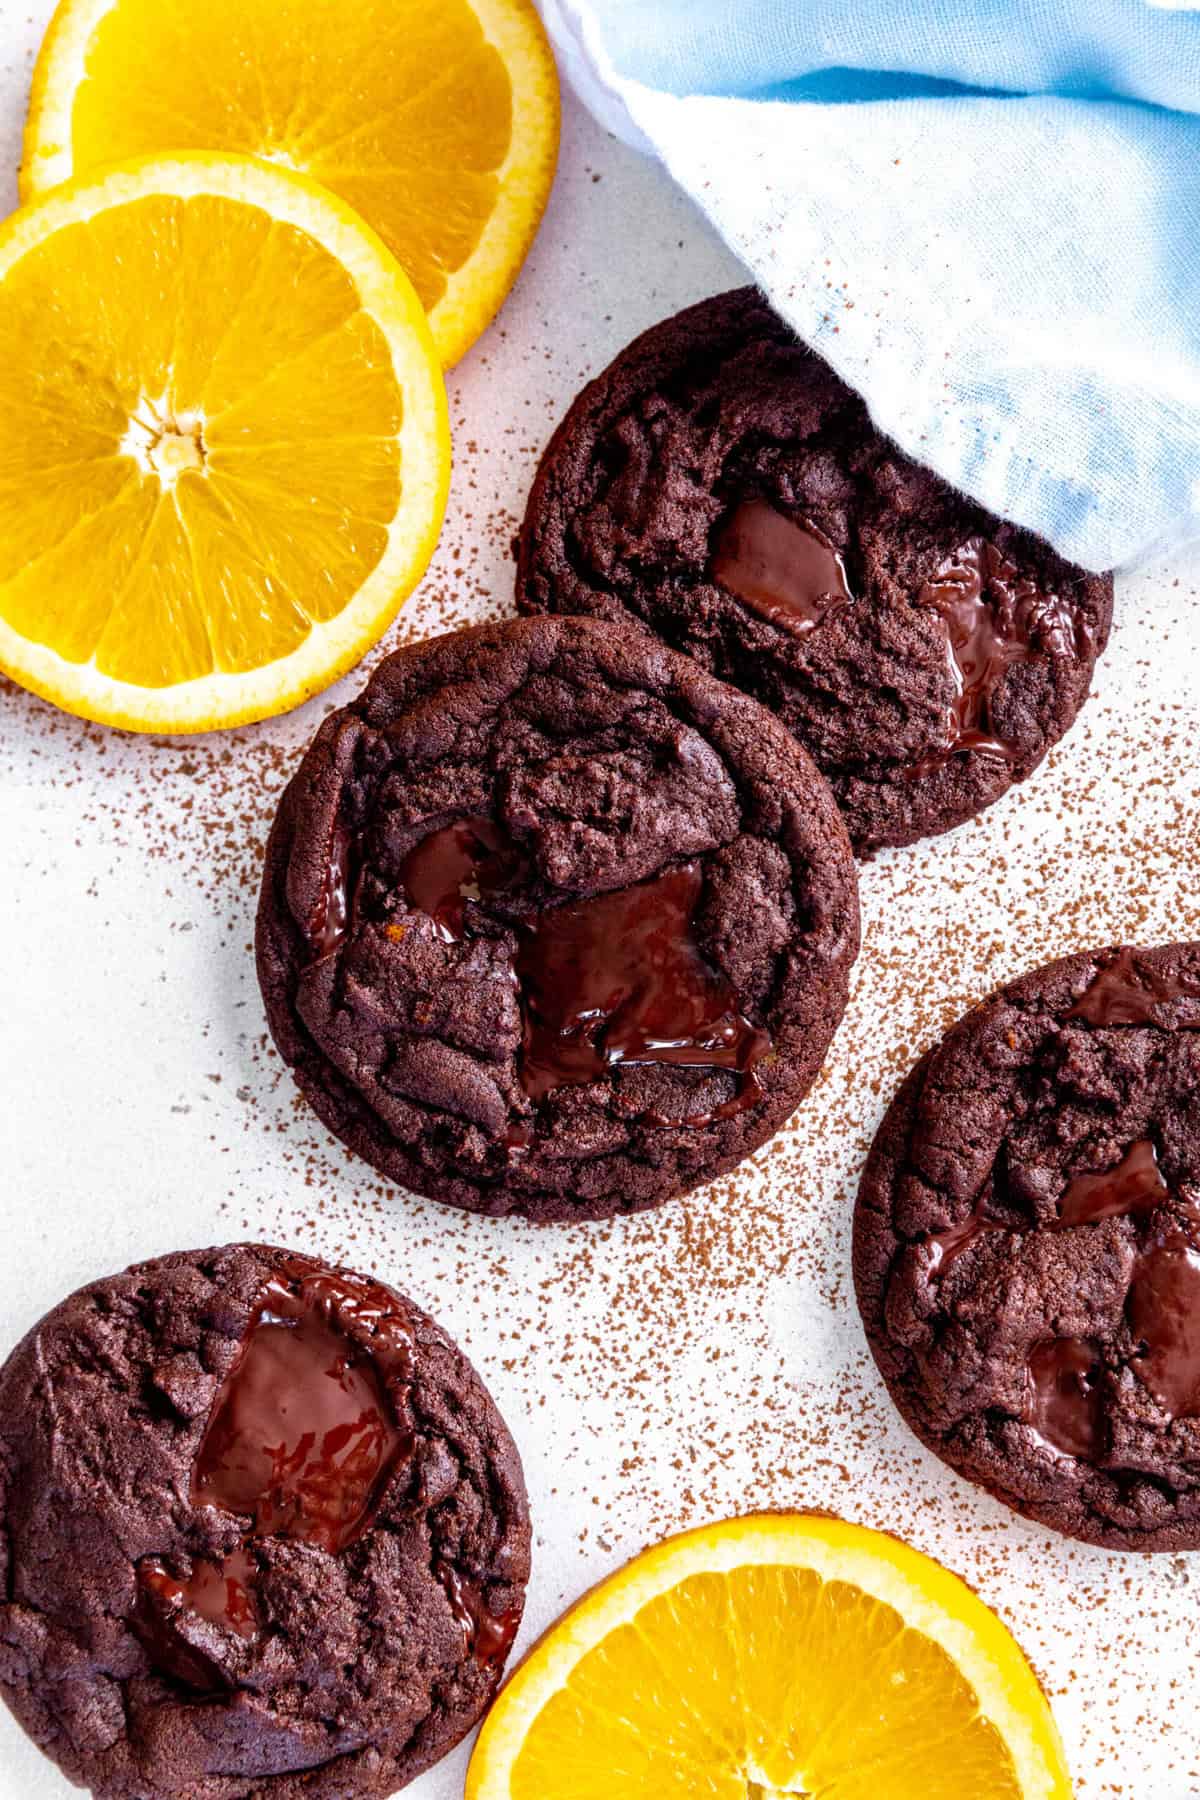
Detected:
left=854, top=943, right=1200, bottom=1550
left=257, top=614, right=860, bottom=1222
left=516, top=288, right=1113, bottom=855
left=0, top=1244, right=530, bottom=1798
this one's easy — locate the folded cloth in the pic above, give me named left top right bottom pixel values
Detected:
left=537, top=0, right=1200, bottom=572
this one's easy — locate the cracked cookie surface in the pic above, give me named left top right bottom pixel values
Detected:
left=0, top=1243, right=529, bottom=1798
left=516, top=287, right=1114, bottom=856
left=256, top=615, right=860, bottom=1222
left=854, top=943, right=1200, bottom=1549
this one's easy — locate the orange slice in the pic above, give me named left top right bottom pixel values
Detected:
left=0, top=154, right=450, bottom=732
left=468, top=1514, right=1072, bottom=1800
left=22, top=0, right=561, bottom=366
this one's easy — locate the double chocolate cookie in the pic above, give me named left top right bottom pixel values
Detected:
left=257, top=615, right=860, bottom=1222
left=516, top=288, right=1114, bottom=855
left=0, top=1244, right=529, bottom=1799
left=854, top=943, right=1200, bottom=1549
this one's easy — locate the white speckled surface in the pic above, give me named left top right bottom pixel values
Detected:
left=1, top=9, right=1199, bottom=1796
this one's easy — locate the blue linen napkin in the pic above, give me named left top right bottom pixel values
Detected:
left=538, top=0, right=1200, bottom=572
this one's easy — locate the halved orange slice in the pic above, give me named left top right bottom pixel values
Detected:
left=0, top=154, right=450, bottom=733
left=468, top=1514, right=1072, bottom=1800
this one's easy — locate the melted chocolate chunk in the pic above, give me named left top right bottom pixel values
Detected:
left=927, top=1200, right=1007, bottom=1277
left=436, top=1563, right=522, bottom=1669
left=907, top=539, right=1081, bottom=780
left=393, top=821, right=772, bottom=1131
left=1058, top=1140, right=1169, bottom=1227
left=398, top=818, right=524, bottom=942
left=142, top=1548, right=258, bottom=1642
left=193, top=1264, right=413, bottom=1553
left=309, top=825, right=353, bottom=960
left=135, top=1546, right=260, bottom=1691
left=1066, top=947, right=1200, bottom=1027
left=711, top=499, right=852, bottom=635
left=1024, top=1338, right=1105, bottom=1460
left=1129, top=1219, right=1200, bottom=1420
left=931, top=1140, right=1169, bottom=1267
left=515, top=862, right=769, bottom=1124
left=139, top=1263, right=414, bottom=1670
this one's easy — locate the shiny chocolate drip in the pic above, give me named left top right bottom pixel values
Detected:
left=137, top=1262, right=414, bottom=1679
left=308, top=824, right=353, bottom=959
left=711, top=499, right=852, bottom=635
left=436, top=1562, right=522, bottom=1669
left=927, top=1199, right=1007, bottom=1277
left=398, top=817, right=523, bottom=942
left=1024, top=1338, right=1105, bottom=1460
left=515, top=861, right=769, bottom=1125
left=906, top=538, right=1079, bottom=780
left=141, top=1545, right=258, bottom=1643
left=1065, top=947, right=1200, bottom=1028
left=1058, top=1139, right=1169, bottom=1227
left=1128, top=1220, right=1200, bottom=1420
left=134, top=1552, right=259, bottom=1693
